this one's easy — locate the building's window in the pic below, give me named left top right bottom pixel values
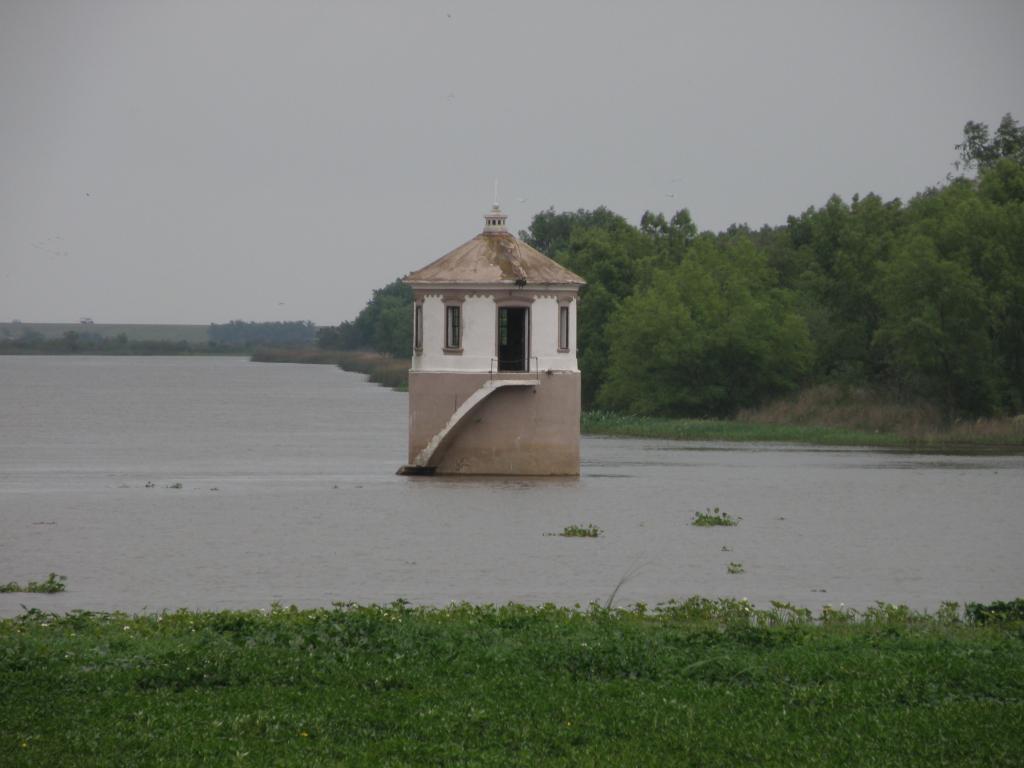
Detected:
left=558, top=305, right=570, bottom=351
left=414, top=304, right=423, bottom=351
left=445, top=305, right=461, bottom=349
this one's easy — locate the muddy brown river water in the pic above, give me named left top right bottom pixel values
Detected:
left=1, top=355, right=1022, bottom=617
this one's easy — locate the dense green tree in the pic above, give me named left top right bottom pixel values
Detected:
left=208, top=320, right=317, bottom=347
left=873, top=235, right=997, bottom=415
left=955, top=113, right=1024, bottom=173
left=316, top=323, right=360, bottom=350
left=900, top=168, right=1024, bottom=411
left=522, top=207, right=656, bottom=405
left=371, top=294, right=413, bottom=357
left=763, top=192, right=907, bottom=383
left=641, top=209, right=697, bottom=268
left=519, top=207, right=633, bottom=259
left=575, top=282, right=618, bottom=406
left=317, top=279, right=412, bottom=355
left=561, top=227, right=646, bottom=302
left=978, top=157, right=1024, bottom=205
left=599, top=237, right=812, bottom=416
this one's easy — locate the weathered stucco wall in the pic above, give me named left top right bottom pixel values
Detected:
left=412, top=292, right=578, bottom=373
left=407, top=370, right=581, bottom=475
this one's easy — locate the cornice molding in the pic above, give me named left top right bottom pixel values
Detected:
left=414, top=288, right=578, bottom=301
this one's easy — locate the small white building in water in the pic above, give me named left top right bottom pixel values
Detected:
left=399, top=205, right=585, bottom=475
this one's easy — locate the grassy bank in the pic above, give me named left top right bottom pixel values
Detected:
left=249, top=347, right=355, bottom=365
left=2, top=599, right=1022, bottom=766
left=738, top=384, right=1024, bottom=448
left=582, top=411, right=908, bottom=447
left=585, top=393, right=1024, bottom=450
left=336, top=350, right=409, bottom=390
left=584, top=411, right=1024, bottom=450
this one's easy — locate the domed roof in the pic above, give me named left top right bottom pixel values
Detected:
left=404, top=207, right=585, bottom=288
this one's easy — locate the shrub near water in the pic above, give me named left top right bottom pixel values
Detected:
left=2, top=599, right=1023, bottom=766
left=967, top=598, right=1024, bottom=624
left=0, top=573, right=65, bottom=593
left=738, top=383, right=1024, bottom=446
left=335, top=350, right=410, bottom=390
left=691, top=507, right=738, bottom=527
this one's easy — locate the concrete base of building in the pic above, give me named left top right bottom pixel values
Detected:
left=405, top=369, right=581, bottom=476
left=396, top=464, right=436, bottom=476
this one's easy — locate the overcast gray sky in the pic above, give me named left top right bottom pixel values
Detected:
left=1, top=1, right=1021, bottom=325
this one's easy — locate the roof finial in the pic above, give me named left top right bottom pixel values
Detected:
left=483, top=185, right=508, bottom=233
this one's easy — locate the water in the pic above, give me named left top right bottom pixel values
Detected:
left=2, top=355, right=1022, bottom=617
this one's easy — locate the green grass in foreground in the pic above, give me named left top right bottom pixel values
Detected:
left=2, top=599, right=1023, bottom=766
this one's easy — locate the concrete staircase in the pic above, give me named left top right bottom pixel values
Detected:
left=399, top=379, right=536, bottom=474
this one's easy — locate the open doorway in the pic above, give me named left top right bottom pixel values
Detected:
left=497, top=307, right=528, bottom=372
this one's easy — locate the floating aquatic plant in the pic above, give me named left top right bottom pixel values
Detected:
left=0, top=573, right=66, bottom=593
left=691, top=507, right=738, bottom=527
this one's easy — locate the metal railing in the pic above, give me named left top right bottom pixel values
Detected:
left=489, top=356, right=540, bottom=379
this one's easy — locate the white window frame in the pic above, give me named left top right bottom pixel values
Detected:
left=413, top=303, right=423, bottom=353
left=443, top=301, right=463, bottom=353
left=557, top=304, right=570, bottom=352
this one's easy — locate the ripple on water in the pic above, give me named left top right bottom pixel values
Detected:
left=1, top=355, right=1022, bottom=617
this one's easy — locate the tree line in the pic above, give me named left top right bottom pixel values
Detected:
left=320, top=114, right=1024, bottom=419
left=316, top=281, right=412, bottom=358
left=0, top=331, right=212, bottom=355
left=2, top=321, right=319, bottom=354
left=208, top=320, right=318, bottom=348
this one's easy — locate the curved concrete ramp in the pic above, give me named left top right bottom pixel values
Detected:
left=409, top=379, right=536, bottom=470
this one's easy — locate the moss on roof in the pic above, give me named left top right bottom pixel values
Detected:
left=404, top=232, right=585, bottom=286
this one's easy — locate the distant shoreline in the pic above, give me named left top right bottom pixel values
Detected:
left=0, top=321, right=211, bottom=343
left=0, top=321, right=317, bottom=356
left=0, top=347, right=248, bottom=356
